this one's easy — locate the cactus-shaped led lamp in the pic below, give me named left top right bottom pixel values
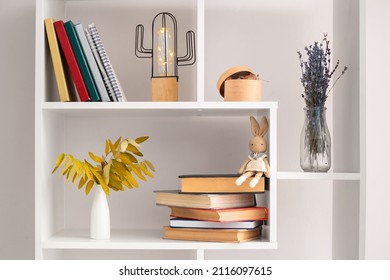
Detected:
left=135, top=12, right=196, bottom=101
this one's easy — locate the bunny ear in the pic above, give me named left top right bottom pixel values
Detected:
left=258, top=116, right=269, bottom=137
left=250, top=116, right=260, bottom=136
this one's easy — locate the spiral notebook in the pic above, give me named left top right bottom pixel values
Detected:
left=87, top=23, right=126, bottom=102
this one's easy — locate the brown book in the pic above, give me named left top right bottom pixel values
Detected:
left=155, top=190, right=256, bottom=209
left=179, top=174, right=265, bottom=193
left=169, top=206, right=268, bottom=222
left=163, top=226, right=261, bottom=243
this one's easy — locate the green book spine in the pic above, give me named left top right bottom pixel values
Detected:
left=64, top=20, right=101, bottom=101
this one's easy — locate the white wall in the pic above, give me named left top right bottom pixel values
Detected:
left=363, top=0, right=390, bottom=259
left=0, top=0, right=35, bottom=259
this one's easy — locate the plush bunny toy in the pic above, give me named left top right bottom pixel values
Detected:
left=235, top=116, right=270, bottom=188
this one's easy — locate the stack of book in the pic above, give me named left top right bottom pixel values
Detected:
left=44, top=18, right=126, bottom=102
left=155, top=174, right=268, bottom=243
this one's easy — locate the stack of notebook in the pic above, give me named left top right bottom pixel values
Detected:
left=44, top=18, right=126, bottom=102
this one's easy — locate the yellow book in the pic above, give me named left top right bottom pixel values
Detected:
left=44, top=18, right=70, bottom=102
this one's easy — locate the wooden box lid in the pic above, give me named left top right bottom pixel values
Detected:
left=217, top=66, right=255, bottom=97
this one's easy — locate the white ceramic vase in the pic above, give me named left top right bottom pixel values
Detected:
left=90, top=186, right=110, bottom=239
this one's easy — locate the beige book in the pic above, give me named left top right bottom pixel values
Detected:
left=155, top=190, right=256, bottom=209
left=163, top=226, right=261, bottom=243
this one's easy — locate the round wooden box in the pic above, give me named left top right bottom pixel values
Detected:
left=217, top=66, right=262, bottom=101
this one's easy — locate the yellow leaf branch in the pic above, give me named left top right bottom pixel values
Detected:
left=51, top=136, right=155, bottom=196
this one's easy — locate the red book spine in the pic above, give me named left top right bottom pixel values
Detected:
left=53, top=20, right=90, bottom=102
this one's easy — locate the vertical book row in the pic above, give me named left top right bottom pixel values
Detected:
left=44, top=18, right=126, bottom=102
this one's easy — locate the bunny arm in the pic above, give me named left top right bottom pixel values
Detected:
left=238, top=158, right=251, bottom=174
left=263, top=157, right=271, bottom=178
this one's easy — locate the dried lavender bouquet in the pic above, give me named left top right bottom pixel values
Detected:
left=297, top=34, right=347, bottom=171
left=298, top=33, right=347, bottom=107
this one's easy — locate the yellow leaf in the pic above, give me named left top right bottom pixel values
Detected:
left=88, top=152, right=103, bottom=163
left=114, top=137, right=122, bottom=150
left=105, top=140, right=109, bottom=156
left=108, top=178, right=124, bottom=191
left=72, top=160, right=84, bottom=183
left=67, top=165, right=77, bottom=183
left=72, top=171, right=78, bottom=184
left=111, top=159, right=128, bottom=174
left=73, top=171, right=83, bottom=184
left=131, top=162, right=141, bottom=172
left=120, top=141, right=128, bottom=153
left=145, top=160, right=156, bottom=172
left=116, top=152, right=137, bottom=164
left=84, top=160, right=94, bottom=180
left=86, top=162, right=110, bottom=195
left=108, top=139, right=116, bottom=155
left=110, top=172, right=121, bottom=181
left=94, top=171, right=108, bottom=192
left=126, top=138, right=141, bottom=148
left=130, top=164, right=146, bottom=181
left=52, top=153, right=65, bottom=174
left=103, top=162, right=111, bottom=185
left=140, top=162, right=154, bottom=178
left=78, top=177, right=86, bottom=189
left=110, top=169, right=126, bottom=184
left=135, top=136, right=149, bottom=144
left=122, top=179, right=133, bottom=189
left=60, top=156, right=73, bottom=176
left=108, top=184, right=120, bottom=192
left=61, top=166, right=70, bottom=176
left=85, top=180, right=94, bottom=195
left=126, top=144, right=143, bottom=157
left=109, top=168, right=120, bottom=180
left=125, top=171, right=138, bottom=188
left=65, top=168, right=72, bottom=181
left=107, top=174, right=122, bottom=192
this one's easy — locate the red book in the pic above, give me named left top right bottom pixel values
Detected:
left=53, top=20, right=90, bottom=101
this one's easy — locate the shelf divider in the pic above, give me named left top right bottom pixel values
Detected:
left=196, top=249, right=205, bottom=260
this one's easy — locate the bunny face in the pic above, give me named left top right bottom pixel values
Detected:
left=248, top=116, right=269, bottom=153
left=249, top=136, right=267, bottom=153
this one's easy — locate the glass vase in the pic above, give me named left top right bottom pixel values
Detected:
left=300, top=106, right=331, bottom=172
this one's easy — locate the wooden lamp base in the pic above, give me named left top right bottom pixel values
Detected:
left=151, top=77, right=178, bottom=101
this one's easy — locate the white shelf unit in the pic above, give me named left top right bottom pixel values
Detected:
left=36, top=0, right=362, bottom=260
